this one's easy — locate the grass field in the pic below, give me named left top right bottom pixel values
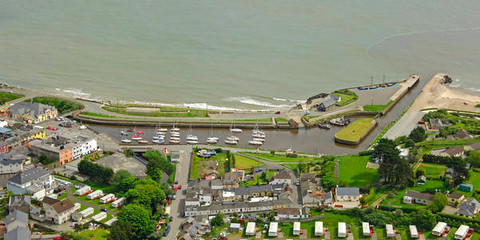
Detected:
left=78, top=229, right=109, bottom=240
left=465, top=170, right=480, bottom=192
left=332, top=90, right=358, bottom=107
left=102, top=106, right=211, bottom=118
left=338, top=155, right=378, bottom=187
left=363, top=100, right=393, bottom=113
left=233, top=154, right=263, bottom=169
left=0, top=91, right=24, bottom=104
left=418, top=163, right=447, bottom=179
left=242, top=152, right=319, bottom=163
left=190, top=152, right=228, bottom=179
left=335, top=118, right=375, bottom=143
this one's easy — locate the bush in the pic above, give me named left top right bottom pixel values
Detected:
left=29, top=97, right=84, bottom=114
left=78, top=160, right=114, bottom=183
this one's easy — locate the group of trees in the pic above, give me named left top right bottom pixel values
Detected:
left=144, top=151, right=175, bottom=182
left=321, top=156, right=337, bottom=189
left=78, top=160, right=114, bottom=183
left=423, top=154, right=470, bottom=186
left=374, top=139, right=413, bottom=186
left=29, top=97, right=84, bottom=114
left=408, top=127, right=426, bottom=143
left=428, top=193, right=448, bottom=213
left=110, top=205, right=155, bottom=240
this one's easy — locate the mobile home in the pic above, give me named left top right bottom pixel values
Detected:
left=269, top=222, right=278, bottom=237
left=362, top=222, right=371, bottom=237
left=409, top=225, right=418, bottom=239
left=315, top=221, right=324, bottom=236
left=293, top=222, right=301, bottom=235
left=112, top=197, right=126, bottom=208
left=87, top=190, right=103, bottom=200
left=246, top=222, right=256, bottom=236
left=75, top=186, right=91, bottom=195
left=91, top=212, right=107, bottom=222
left=105, top=217, right=118, bottom=226
left=100, top=193, right=115, bottom=204
left=432, top=222, right=448, bottom=237
left=454, top=225, right=469, bottom=240
left=386, top=224, right=395, bottom=238
left=338, top=222, right=347, bottom=238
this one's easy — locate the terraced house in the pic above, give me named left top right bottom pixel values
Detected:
left=9, top=102, right=58, bottom=124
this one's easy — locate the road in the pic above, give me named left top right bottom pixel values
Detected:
left=163, top=145, right=192, bottom=239
left=65, top=187, right=119, bottom=216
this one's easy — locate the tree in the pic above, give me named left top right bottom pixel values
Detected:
left=211, top=212, right=225, bottom=227
left=450, top=158, right=469, bottom=186
left=467, top=150, right=480, bottom=168
left=405, top=138, right=416, bottom=149
left=375, top=139, right=413, bottom=186
left=409, top=127, right=426, bottom=143
left=108, top=221, right=134, bottom=240
left=412, top=210, right=436, bottom=231
left=118, top=204, right=154, bottom=239
left=113, top=170, right=132, bottom=186
left=38, top=154, right=54, bottom=165
left=78, top=160, right=114, bottom=183
left=416, top=169, right=426, bottom=178
left=428, top=193, right=448, bottom=212
left=126, top=178, right=165, bottom=214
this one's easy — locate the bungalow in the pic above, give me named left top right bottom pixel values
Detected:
left=301, top=181, right=321, bottom=207
left=428, top=118, right=450, bottom=131
left=454, top=129, right=472, bottom=139
left=335, top=187, right=360, bottom=202
left=235, top=185, right=273, bottom=199
left=403, top=190, right=434, bottom=205
left=277, top=207, right=307, bottom=219
left=457, top=199, right=480, bottom=218
left=300, top=173, right=316, bottom=182
left=443, top=146, right=465, bottom=158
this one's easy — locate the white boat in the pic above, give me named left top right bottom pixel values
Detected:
left=171, top=123, right=180, bottom=132
left=121, top=136, right=132, bottom=143
left=169, top=138, right=181, bottom=144
left=120, top=130, right=128, bottom=136
left=206, top=137, right=218, bottom=144
left=152, top=138, right=164, bottom=144
left=252, top=132, right=265, bottom=138
left=132, top=135, right=142, bottom=140
left=79, top=125, right=87, bottom=130
left=186, top=134, right=198, bottom=141
left=226, top=136, right=239, bottom=141
left=230, top=122, right=242, bottom=133
left=138, top=139, right=148, bottom=144
left=170, top=136, right=180, bottom=140
left=187, top=140, right=199, bottom=144
left=225, top=139, right=238, bottom=145
left=252, top=137, right=265, bottom=142
left=170, top=132, right=180, bottom=137
left=248, top=140, right=263, bottom=146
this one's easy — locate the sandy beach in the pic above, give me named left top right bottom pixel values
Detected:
left=384, top=73, right=480, bottom=140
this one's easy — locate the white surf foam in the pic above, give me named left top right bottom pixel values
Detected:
left=183, top=103, right=240, bottom=111
left=225, top=97, right=295, bottom=109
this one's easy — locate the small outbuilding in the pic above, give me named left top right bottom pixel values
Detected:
left=459, top=184, right=474, bottom=192
left=269, top=222, right=278, bottom=237
left=315, top=221, right=324, bottom=236
left=229, top=223, right=241, bottom=233
left=362, top=222, right=371, bottom=237
left=409, top=225, right=418, bottom=239
left=338, top=222, right=347, bottom=238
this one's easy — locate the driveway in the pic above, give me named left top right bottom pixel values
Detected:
left=66, top=187, right=118, bottom=216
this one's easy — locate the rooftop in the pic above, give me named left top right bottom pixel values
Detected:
left=8, top=167, right=49, bottom=185
left=336, top=187, right=360, bottom=196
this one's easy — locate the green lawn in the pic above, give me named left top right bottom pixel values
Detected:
left=242, top=152, right=318, bottom=163
left=465, top=170, right=480, bottom=194
left=102, top=106, right=210, bottom=118
left=363, top=100, right=393, bottom=113
left=77, top=229, right=110, bottom=240
left=190, top=152, right=228, bottom=180
left=335, top=118, right=375, bottom=143
left=28, top=97, right=84, bottom=114
left=338, top=155, right=378, bottom=187
left=417, top=163, right=447, bottom=179
left=0, top=91, right=24, bottom=104
left=234, top=154, right=264, bottom=169
left=332, top=90, right=358, bottom=107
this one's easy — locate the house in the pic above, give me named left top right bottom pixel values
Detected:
left=465, top=142, right=480, bottom=151
left=0, top=159, right=23, bottom=174
left=8, top=195, right=31, bottom=214
left=184, top=201, right=273, bottom=217
left=270, top=170, right=292, bottom=185
left=428, top=118, right=449, bottom=131
left=335, top=187, right=360, bottom=202
left=316, top=95, right=337, bottom=110
left=0, top=127, right=47, bottom=154
left=235, top=185, right=273, bottom=199
left=446, top=192, right=465, bottom=205
left=42, top=197, right=76, bottom=224
left=459, top=183, right=474, bottom=192
left=276, top=207, right=307, bottom=219
left=7, top=167, right=54, bottom=200
left=301, top=181, right=321, bottom=207
left=5, top=210, right=29, bottom=232
left=417, top=175, right=427, bottom=185
left=454, top=129, right=472, bottom=139
left=456, top=199, right=480, bottom=218
left=30, top=132, right=98, bottom=165
left=4, top=225, right=31, bottom=240
left=9, top=102, right=58, bottom=124
left=403, top=190, right=434, bottom=205
left=300, top=173, right=316, bottom=182
left=443, top=146, right=465, bottom=158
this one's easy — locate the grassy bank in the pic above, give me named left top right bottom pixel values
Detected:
left=333, top=89, right=358, bottom=107
left=335, top=118, right=375, bottom=143
left=0, top=91, right=24, bottom=104
left=242, top=152, right=318, bottom=163
left=102, top=105, right=211, bottom=118
left=363, top=100, right=393, bottom=113
left=27, top=97, right=84, bottom=114
left=233, top=154, right=263, bottom=169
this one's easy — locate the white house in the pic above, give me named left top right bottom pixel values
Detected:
left=72, top=138, right=98, bottom=160
left=7, top=167, right=54, bottom=200
left=0, top=159, right=23, bottom=174
left=269, top=170, right=291, bottom=185
left=42, top=197, right=76, bottom=225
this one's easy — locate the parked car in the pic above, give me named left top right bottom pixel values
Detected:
left=163, top=226, right=171, bottom=236
left=101, top=208, right=107, bottom=212
left=178, top=185, right=182, bottom=190
left=275, top=111, right=281, bottom=114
